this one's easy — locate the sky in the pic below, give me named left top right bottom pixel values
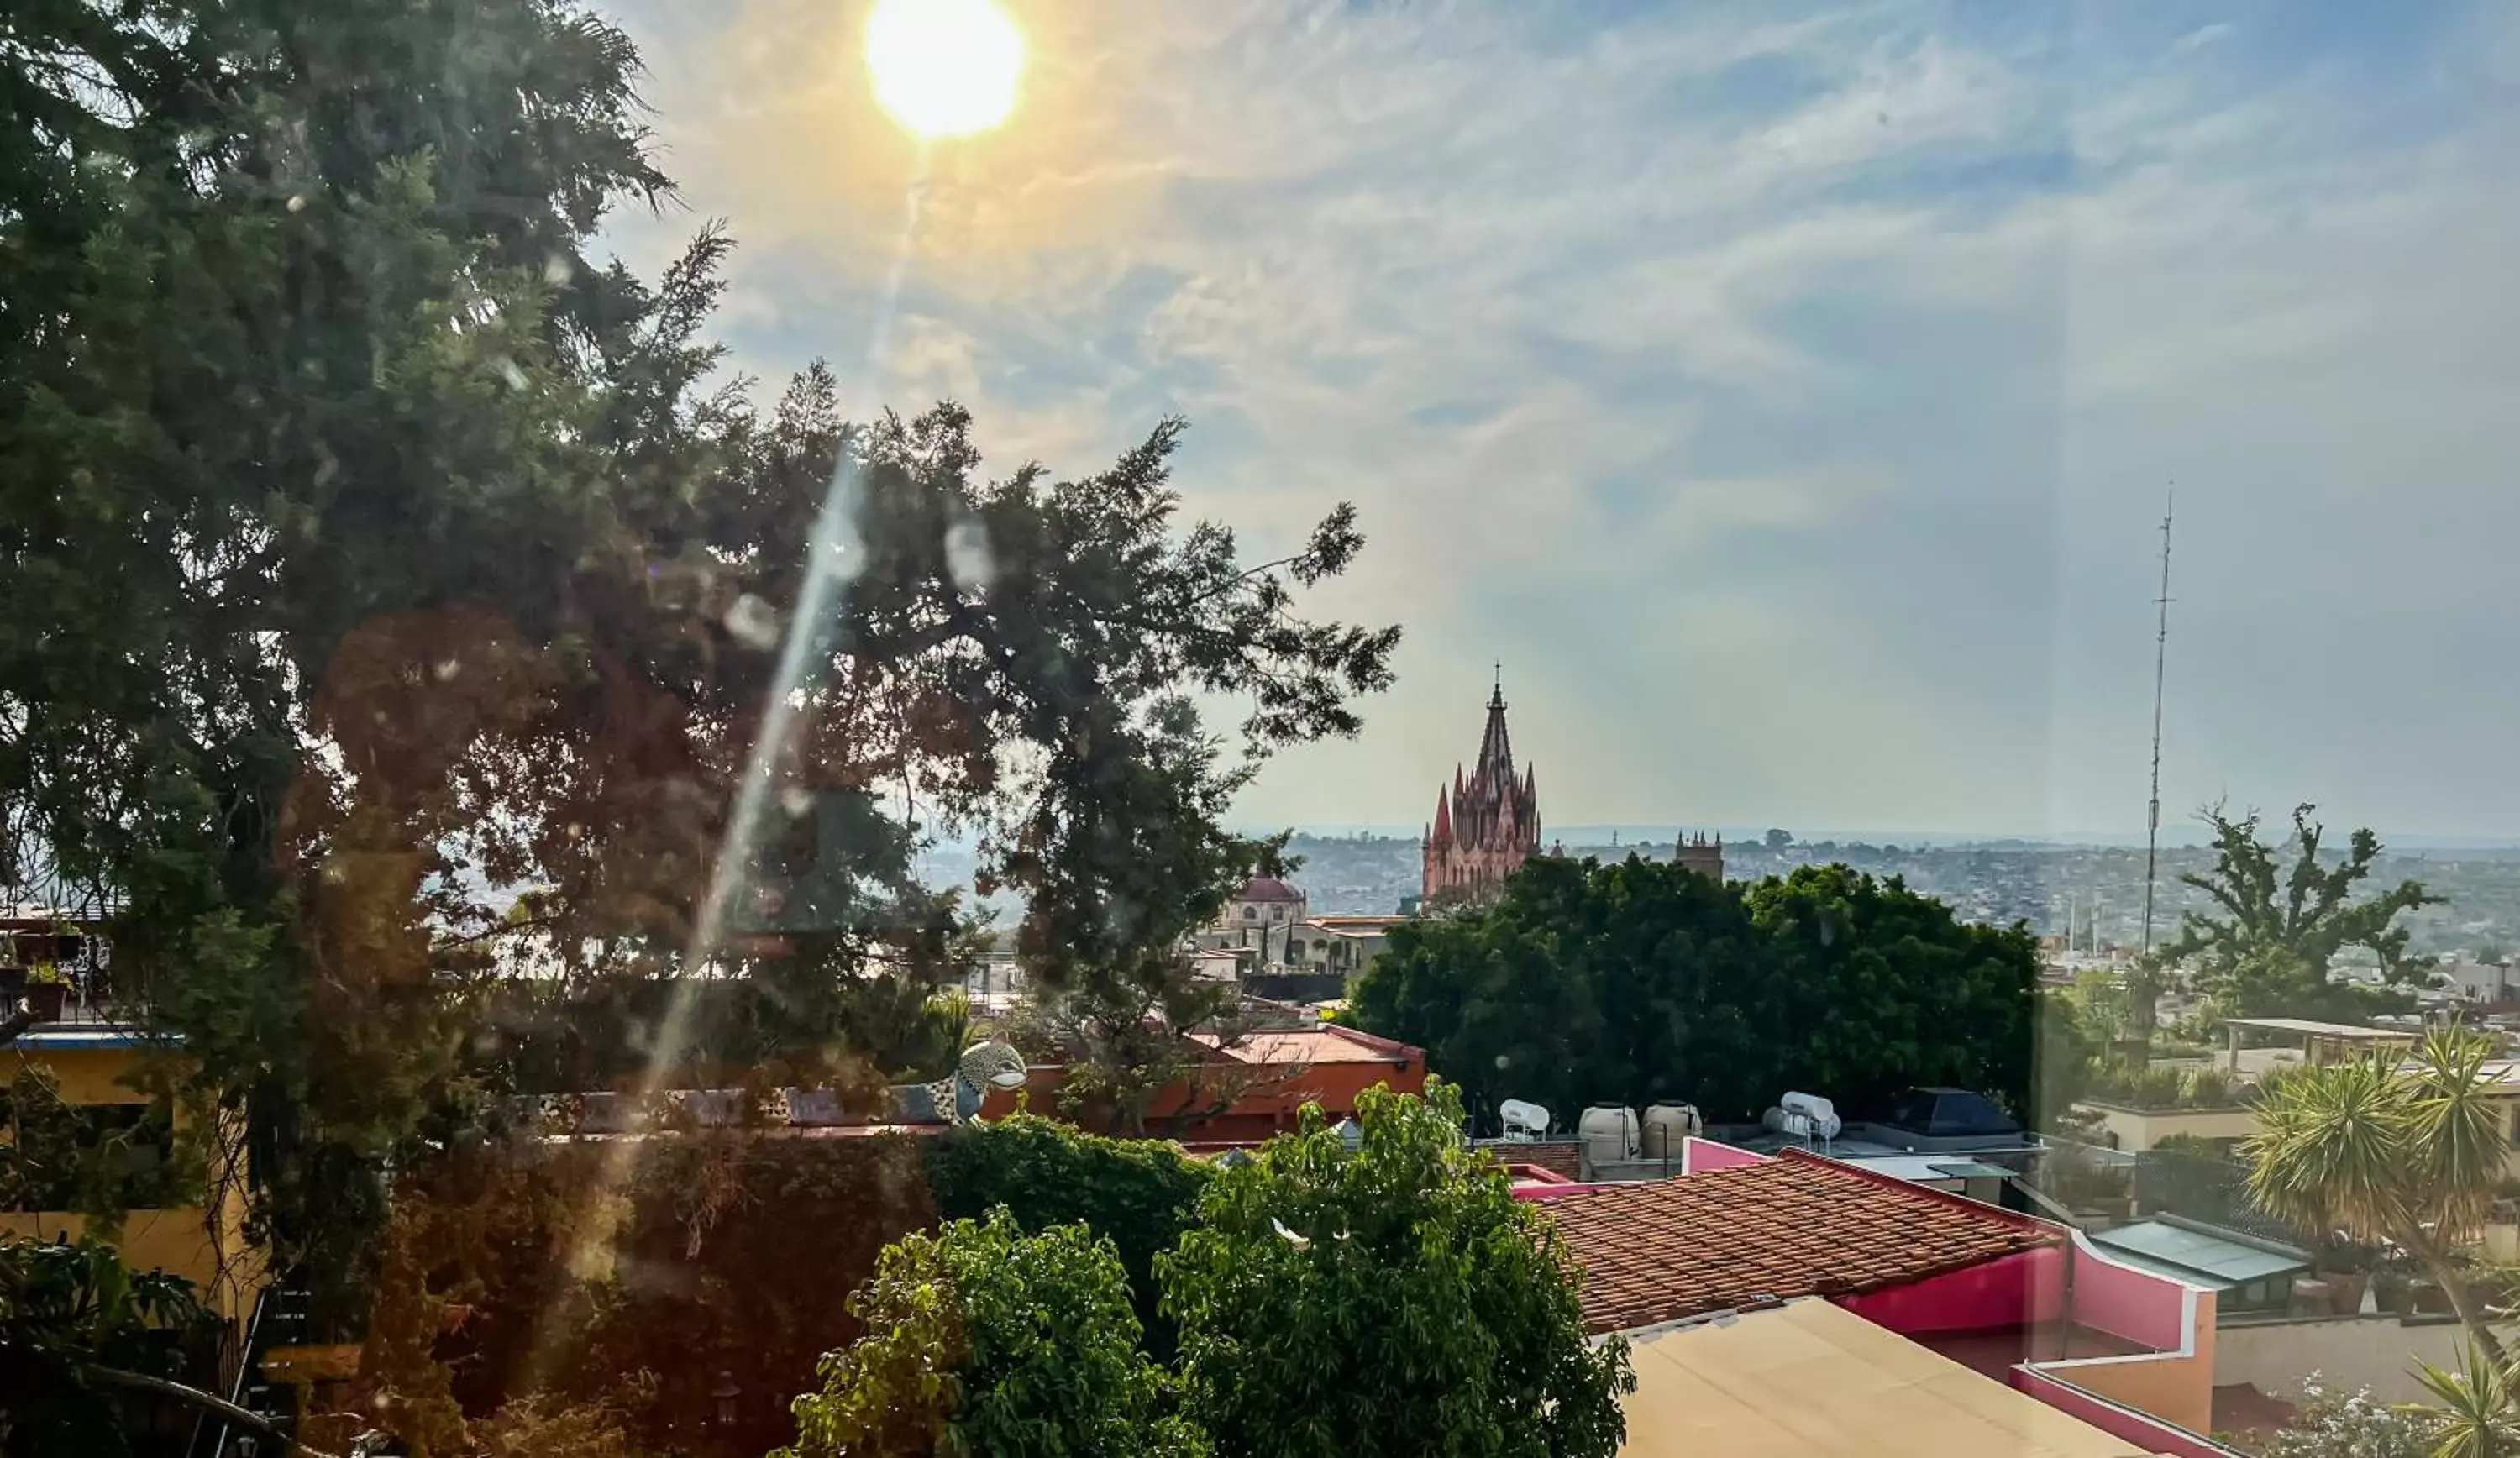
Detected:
left=601, top=0, right=2520, bottom=842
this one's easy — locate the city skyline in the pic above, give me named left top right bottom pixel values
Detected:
left=605, top=0, right=2520, bottom=837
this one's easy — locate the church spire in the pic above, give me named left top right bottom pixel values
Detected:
left=1422, top=669, right=1541, bottom=907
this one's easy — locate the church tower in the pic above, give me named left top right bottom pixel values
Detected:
left=1421, top=674, right=1542, bottom=905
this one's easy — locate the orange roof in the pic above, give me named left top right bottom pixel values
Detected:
left=1189, top=1025, right=1421, bottom=1067
left=1544, top=1150, right=2061, bottom=1335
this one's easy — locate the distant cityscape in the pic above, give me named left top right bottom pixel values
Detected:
left=1272, top=831, right=2520, bottom=961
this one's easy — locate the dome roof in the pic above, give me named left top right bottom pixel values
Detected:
left=1236, top=875, right=1305, bottom=904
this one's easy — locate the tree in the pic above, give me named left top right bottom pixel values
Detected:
left=922, top=1111, right=1212, bottom=1350
left=2160, top=804, right=2441, bottom=1027
left=5, top=0, right=1394, bottom=1318
left=1351, top=857, right=2041, bottom=1124
left=2244, top=1030, right=2510, bottom=1362
left=779, top=1208, right=1205, bottom=1458
left=1157, top=1083, right=1632, bottom=1458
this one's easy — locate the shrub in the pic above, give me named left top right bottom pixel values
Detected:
left=2181, top=1067, right=2234, bottom=1108
left=923, top=1111, right=1210, bottom=1347
left=1159, top=1083, right=1631, bottom=1458
left=779, top=1209, right=1205, bottom=1458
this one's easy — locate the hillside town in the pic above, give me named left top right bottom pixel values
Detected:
left=7, top=3, right=2512, bottom=1458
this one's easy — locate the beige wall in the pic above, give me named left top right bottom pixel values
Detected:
left=2218, top=1316, right=2509, bottom=1406
left=2081, top=1104, right=2259, bottom=1153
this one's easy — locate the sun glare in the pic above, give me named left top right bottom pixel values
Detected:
left=865, top=0, right=1026, bottom=140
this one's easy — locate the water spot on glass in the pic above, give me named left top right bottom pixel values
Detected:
left=543, top=252, right=574, bottom=286
left=495, top=357, right=528, bottom=392
left=286, top=194, right=307, bottom=213
left=945, top=518, right=995, bottom=598
left=433, top=658, right=461, bottom=682
left=780, top=786, right=814, bottom=818
left=724, top=594, right=780, bottom=651
left=1494, top=1053, right=1510, bottom=1070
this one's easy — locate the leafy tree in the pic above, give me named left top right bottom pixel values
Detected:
left=2160, top=804, right=2440, bottom=1025
left=3, top=0, right=1394, bottom=1327
left=1157, top=1083, right=1632, bottom=1458
left=1352, top=857, right=2041, bottom=1123
left=779, top=1208, right=1205, bottom=1458
left=2245, top=1031, right=2510, bottom=1361
left=923, top=1111, right=1211, bottom=1350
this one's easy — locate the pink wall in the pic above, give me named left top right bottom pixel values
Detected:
left=1838, top=1246, right=2065, bottom=1335
left=2066, top=1234, right=2192, bottom=1351
left=2011, top=1366, right=2234, bottom=1458
left=1510, top=1181, right=1614, bottom=1202
left=1678, top=1135, right=1767, bottom=1172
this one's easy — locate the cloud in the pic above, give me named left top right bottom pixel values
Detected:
left=604, top=0, right=2520, bottom=838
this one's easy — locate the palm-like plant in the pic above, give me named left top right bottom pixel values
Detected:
left=2244, top=1030, right=2511, bottom=1364
left=2416, top=1343, right=2520, bottom=1458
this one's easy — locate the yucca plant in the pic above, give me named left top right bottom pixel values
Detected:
left=2245, top=1030, right=2512, bottom=1363
left=2415, top=1342, right=2520, bottom=1458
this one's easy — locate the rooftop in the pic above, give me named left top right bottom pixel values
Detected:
left=1235, top=875, right=1305, bottom=904
left=1616, top=1298, right=2150, bottom=1457
left=1192, top=1025, right=1420, bottom=1066
left=1544, top=1148, right=2061, bottom=1335
left=2086, top=1219, right=2310, bottom=1292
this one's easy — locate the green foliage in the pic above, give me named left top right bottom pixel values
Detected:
left=2034, top=989, right=2100, bottom=1125
left=2247, top=1031, right=2512, bottom=1361
left=0, top=1069, right=194, bottom=1225
left=2412, top=1345, right=2520, bottom=1458
left=2164, top=804, right=2442, bottom=1020
left=3, top=0, right=1396, bottom=1333
left=0, top=1236, right=213, bottom=1455
left=780, top=1208, right=1205, bottom=1458
left=1158, top=1083, right=1632, bottom=1458
left=1352, top=857, right=2042, bottom=1121
left=923, top=1113, right=1210, bottom=1346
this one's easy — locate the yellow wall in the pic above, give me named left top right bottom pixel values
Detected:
left=25, top=1045, right=158, bottom=1104
left=5, top=1039, right=266, bottom=1323
left=0, top=1207, right=262, bottom=1317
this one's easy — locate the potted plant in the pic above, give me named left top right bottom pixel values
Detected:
left=2318, top=1237, right=2376, bottom=1315
left=2372, top=1257, right=2415, bottom=1316
left=19, top=962, right=69, bottom=1023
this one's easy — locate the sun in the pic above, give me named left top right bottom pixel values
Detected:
left=865, top=0, right=1026, bottom=140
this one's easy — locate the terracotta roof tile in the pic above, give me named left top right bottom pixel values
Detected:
left=1542, top=1149, right=2061, bottom=1335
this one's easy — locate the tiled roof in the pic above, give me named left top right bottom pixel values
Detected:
left=1542, top=1148, right=2061, bottom=1335
left=1236, top=875, right=1305, bottom=903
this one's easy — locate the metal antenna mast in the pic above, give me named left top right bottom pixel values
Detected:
left=2139, top=490, right=2176, bottom=961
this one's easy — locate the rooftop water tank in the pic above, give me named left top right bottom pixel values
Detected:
left=1578, top=1104, right=1639, bottom=1169
left=1499, top=1099, right=1552, bottom=1141
left=1640, top=1103, right=1702, bottom=1160
left=1779, top=1091, right=1842, bottom=1141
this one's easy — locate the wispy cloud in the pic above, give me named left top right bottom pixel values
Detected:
left=606, top=0, right=2520, bottom=837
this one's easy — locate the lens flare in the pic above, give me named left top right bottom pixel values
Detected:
left=865, top=0, right=1025, bottom=139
